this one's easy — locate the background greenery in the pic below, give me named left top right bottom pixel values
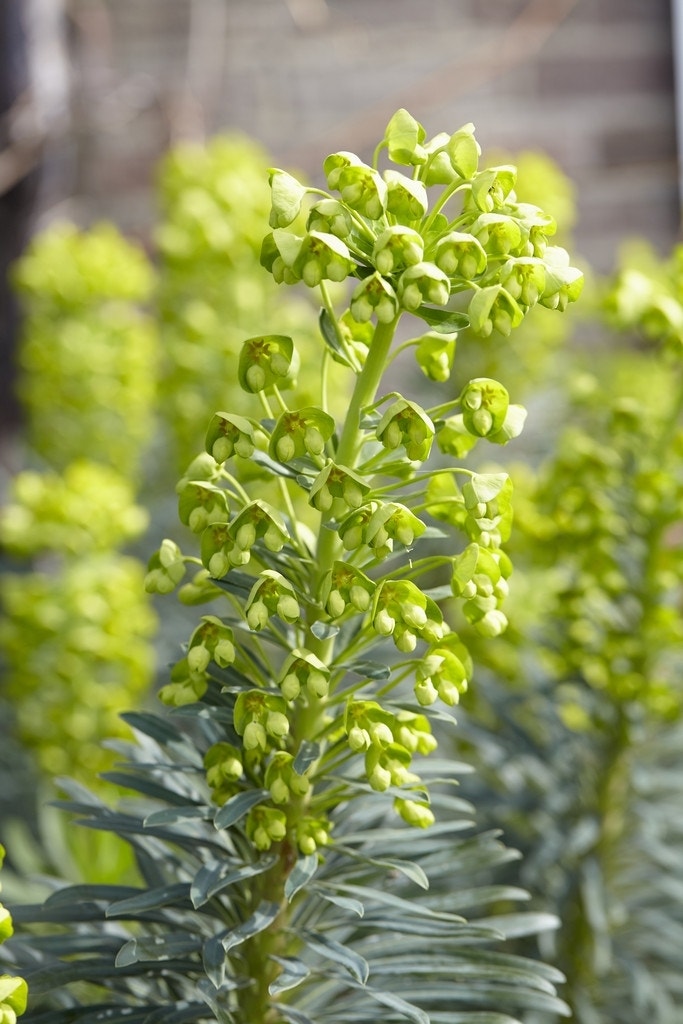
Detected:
left=1, top=129, right=682, bottom=1023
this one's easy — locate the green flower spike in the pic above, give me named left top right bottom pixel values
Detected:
left=397, top=261, right=451, bottom=312
left=350, top=273, right=400, bottom=325
left=246, top=570, right=301, bottom=630
left=238, top=334, right=300, bottom=394
left=269, top=407, right=335, bottom=463
left=279, top=649, right=330, bottom=701
left=376, top=398, right=436, bottom=462
left=205, top=412, right=258, bottom=462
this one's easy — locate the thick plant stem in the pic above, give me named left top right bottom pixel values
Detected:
left=234, top=320, right=399, bottom=1022
left=314, top=316, right=398, bottom=594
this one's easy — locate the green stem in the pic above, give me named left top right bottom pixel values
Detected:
left=314, top=316, right=399, bottom=591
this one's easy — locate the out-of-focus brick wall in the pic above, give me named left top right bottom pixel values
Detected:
left=60, top=0, right=679, bottom=271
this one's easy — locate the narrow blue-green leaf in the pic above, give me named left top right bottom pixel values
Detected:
left=106, top=883, right=191, bottom=916
left=311, top=886, right=364, bottom=917
left=426, top=1014, right=526, bottom=1024
left=475, top=911, right=560, bottom=938
left=191, top=855, right=277, bottom=908
left=293, top=740, right=320, bottom=775
left=330, top=882, right=465, bottom=923
left=334, top=847, right=429, bottom=889
left=345, top=659, right=391, bottom=680
left=144, top=1004, right=212, bottom=1024
left=45, top=884, right=137, bottom=907
left=301, top=929, right=369, bottom=985
left=222, top=901, right=280, bottom=953
left=269, top=955, right=310, bottom=996
left=319, top=307, right=353, bottom=367
left=214, top=788, right=270, bottom=830
left=100, top=772, right=199, bottom=804
left=115, top=934, right=201, bottom=967
left=120, top=711, right=184, bottom=745
left=364, top=986, right=429, bottom=1024
left=144, top=806, right=209, bottom=827
left=284, top=853, right=318, bottom=901
left=310, top=620, right=340, bottom=641
left=204, top=570, right=255, bottom=597
left=274, top=1005, right=317, bottom=1024
left=203, top=931, right=227, bottom=988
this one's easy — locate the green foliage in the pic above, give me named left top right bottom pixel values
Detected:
left=3, top=109, right=582, bottom=1023
left=0, top=463, right=156, bottom=784
left=156, top=135, right=324, bottom=473
left=12, top=223, right=158, bottom=478
left=453, top=242, right=683, bottom=1022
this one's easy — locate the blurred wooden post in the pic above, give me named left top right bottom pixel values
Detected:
left=0, top=0, right=40, bottom=439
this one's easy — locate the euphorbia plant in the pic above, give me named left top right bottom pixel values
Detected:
left=5, top=110, right=582, bottom=1023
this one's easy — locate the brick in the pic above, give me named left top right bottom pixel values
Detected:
left=538, top=49, right=674, bottom=95
left=603, top=124, right=677, bottom=167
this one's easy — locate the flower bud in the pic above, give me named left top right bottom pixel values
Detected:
left=372, top=225, right=424, bottom=275
left=350, top=273, right=399, bottom=324
left=394, top=797, right=435, bottom=828
left=397, top=262, right=451, bottom=311
left=243, top=721, right=268, bottom=751
left=434, top=232, right=487, bottom=279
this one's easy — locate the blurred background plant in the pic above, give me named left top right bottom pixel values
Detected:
left=449, top=222, right=683, bottom=1021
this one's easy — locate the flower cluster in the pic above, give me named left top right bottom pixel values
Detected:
left=263, top=108, right=582, bottom=354
left=144, top=109, right=582, bottom=859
